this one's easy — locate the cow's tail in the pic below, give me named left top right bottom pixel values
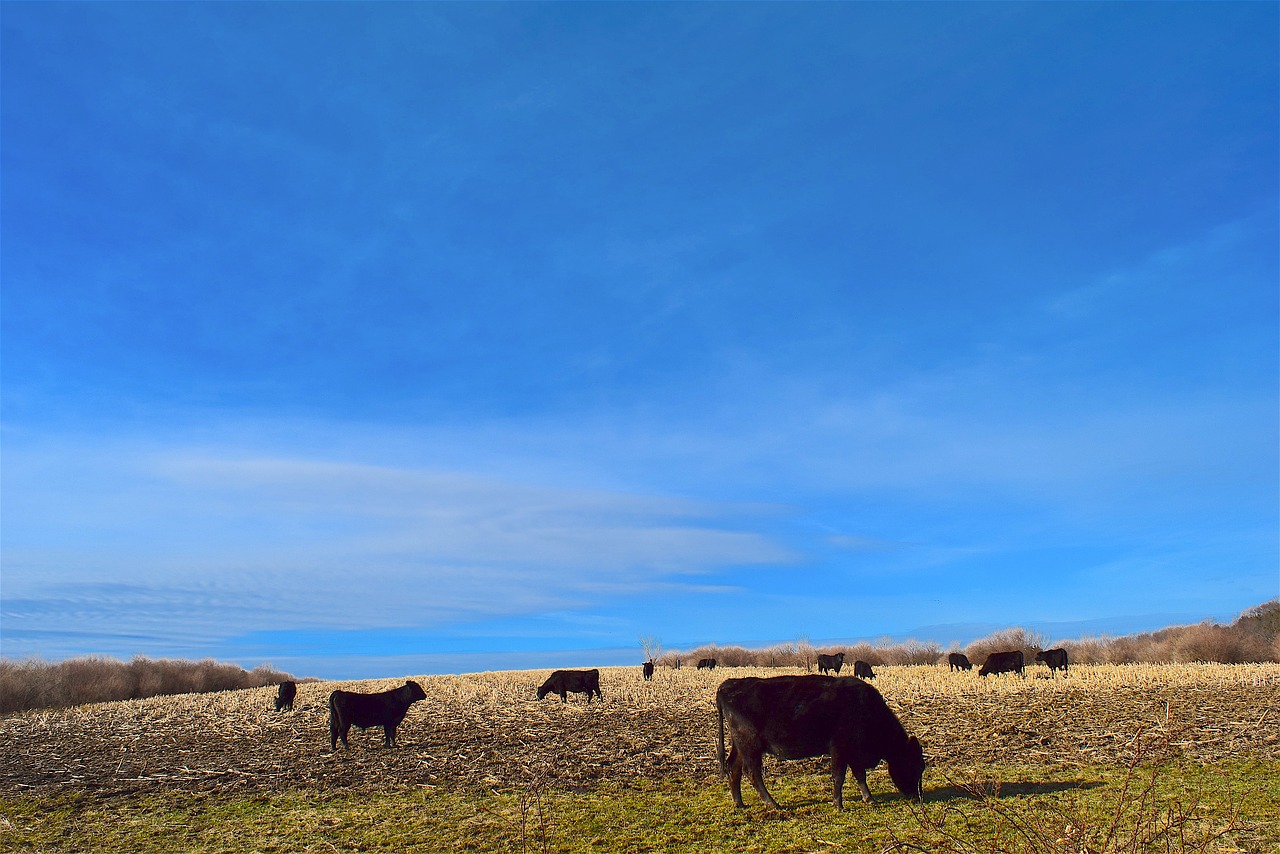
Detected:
left=716, top=696, right=728, bottom=776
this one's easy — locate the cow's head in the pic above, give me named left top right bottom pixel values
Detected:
left=889, top=735, right=926, bottom=801
left=536, top=680, right=551, bottom=700
left=403, top=680, right=427, bottom=702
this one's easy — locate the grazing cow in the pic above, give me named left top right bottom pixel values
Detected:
left=536, top=669, right=603, bottom=703
left=948, top=653, right=972, bottom=672
left=697, top=658, right=717, bottom=670
left=329, top=680, right=427, bottom=750
left=716, top=675, right=925, bottom=811
left=274, top=680, right=296, bottom=712
left=979, top=650, right=1025, bottom=677
left=817, top=652, right=846, bottom=675
left=1035, top=648, right=1069, bottom=675
left=853, top=660, right=875, bottom=680
left=642, top=660, right=655, bottom=681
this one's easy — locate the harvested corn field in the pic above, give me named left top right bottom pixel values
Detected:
left=1, top=664, right=1276, bottom=800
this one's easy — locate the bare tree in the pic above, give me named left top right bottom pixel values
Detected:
left=796, top=635, right=817, bottom=672
left=639, top=634, right=662, bottom=663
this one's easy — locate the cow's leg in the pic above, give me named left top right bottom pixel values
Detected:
left=744, top=750, right=780, bottom=810
left=384, top=725, right=395, bottom=747
left=726, top=745, right=746, bottom=809
left=560, top=691, right=567, bottom=703
left=830, top=752, right=847, bottom=811
left=851, top=767, right=874, bottom=803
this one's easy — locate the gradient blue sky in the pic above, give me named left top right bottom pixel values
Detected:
left=3, top=3, right=1277, bottom=680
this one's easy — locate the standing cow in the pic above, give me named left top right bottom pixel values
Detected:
left=329, top=680, right=427, bottom=750
left=979, top=650, right=1025, bottom=677
left=537, top=669, right=603, bottom=703
left=642, top=660, right=655, bottom=681
left=274, top=680, right=297, bottom=712
left=853, top=660, right=875, bottom=680
left=817, top=652, right=846, bottom=674
left=1035, top=648, right=1069, bottom=675
left=716, top=675, right=925, bottom=811
left=697, top=658, right=718, bottom=670
left=947, top=653, right=972, bottom=672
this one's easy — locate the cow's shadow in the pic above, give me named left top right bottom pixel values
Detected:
left=924, top=780, right=1104, bottom=803
left=774, top=780, right=1103, bottom=812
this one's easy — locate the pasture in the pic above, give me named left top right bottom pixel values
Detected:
left=1, top=663, right=1277, bottom=852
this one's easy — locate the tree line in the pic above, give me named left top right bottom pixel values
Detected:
left=0, top=655, right=298, bottom=715
left=656, top=600, right=1280, bottom=671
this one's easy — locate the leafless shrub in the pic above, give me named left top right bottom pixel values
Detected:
left=883, top=639, right=943, bottom=666
left=1058, top=637, right=1111, bottom=665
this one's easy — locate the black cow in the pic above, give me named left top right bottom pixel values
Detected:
left=979, top=650, right=1025, bottom=677
left=697, top=658, right=717, bottom=670
left=1035, top=648, right=1069, bottom=675
left=716, top=675, right=925, bottom=811
left=947, top=653, right=972, bottom=672
left=853, top=660, right=875, bottom=680
left=274, top=680, right=296, bottom=712
left=817, top=652, right=845, bottom=674
left=537, top=669, right=602, bottom=703
left=642, top=660, right=655, bottom=681
left=329, top=680, right=427, bottom=750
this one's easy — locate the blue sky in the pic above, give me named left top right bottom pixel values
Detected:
left=2, top=3, right=1276, bottom=680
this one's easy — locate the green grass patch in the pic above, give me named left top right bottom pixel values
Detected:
left=2, top=761, right=1276, bottom=853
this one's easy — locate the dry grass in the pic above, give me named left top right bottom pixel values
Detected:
left=0, top=663, right=1275, bottom=801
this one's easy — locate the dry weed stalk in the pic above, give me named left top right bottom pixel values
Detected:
left=888, top=717, right=1249, bottom=854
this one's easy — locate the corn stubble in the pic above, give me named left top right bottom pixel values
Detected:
left=1, top=664, right=1276, bottom=851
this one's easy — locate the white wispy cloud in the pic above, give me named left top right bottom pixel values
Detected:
left=1, top=435, right=798, bottom=650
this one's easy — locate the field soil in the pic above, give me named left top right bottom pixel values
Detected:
left=1, top=664, right=1277, bottom=800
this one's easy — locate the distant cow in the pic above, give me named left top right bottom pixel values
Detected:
left=948, top=653, right=972, bottom=672
left=716, top=675, right=925, bottom=810
left=817, top=652, right=845, bottom=674
left=537, top=669, right=603, bottom=703
left=979, top=650, right=1025, bottom=677
left=329, top=680, right=427, bottom=750
left=698, top=658, right=718, bottom=670
left=1035, top=648, right=1069, bottom=675
left=274, top=680, right=296, bottom=712
left=642, top=660, right=655, bottom=681
left=853, top=660, right=875, bottom=680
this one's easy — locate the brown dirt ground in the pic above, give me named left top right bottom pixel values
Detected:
left=1, top=664, right=1276, bottom=799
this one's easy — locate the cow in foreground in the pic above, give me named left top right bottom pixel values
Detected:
left=698, top=658, right=717, bottom=670
left=1035, top=647, right=1069, bottom=675
left=853, top=660, right=875, bottom=680
left=817, top=652, right=845, bottom=674
left=979, top=650, right=1025, bottom=677
left=948, top=653, right=972, bottom=672
left=274, top=680, right=296, bottom=712
left=329, top=680, right=427, bottom=750
left=716, top=675, right=925, bottom=811
left=537, top=669, right=602, bottom=703
left=642, top=660, right=655, bottom=681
